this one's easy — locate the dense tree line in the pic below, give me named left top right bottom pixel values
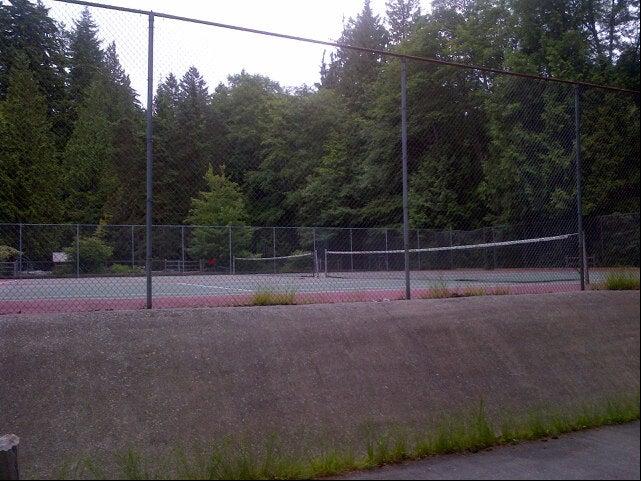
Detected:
left=1, top=0, right=639, bottom=235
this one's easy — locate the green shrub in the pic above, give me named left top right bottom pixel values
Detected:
left=604, top=272, right=640, bottom=290
left=64, top=236, right=113, bottom=274
left=110, top=264, right=143, bottom=275
left=251, top=289, right=296, bottom=306
left=0, top=245, right=20, bottom=261
left=52, top=263, right=73, bottom=276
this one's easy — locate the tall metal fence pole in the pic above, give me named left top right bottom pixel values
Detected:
left=180, top=225, right=185, bottom=273
left=272, top=227, right=277, bottom=273
left=491, top=227, right=497, bottom=269
left=416, top=230, right=421, bottom=271
left=130, top=225, right=135, bottom=269
left=145, top=12, right=155, bottom=308
left=449, top=227, right=454, bottom=270
left=228, top=225, right=233, bottom=274
left=75, top=224, right=80, bottom=278
left=574, top=85, right=588, bottom=290
left=312, top=227, right=318, bottom=276
left=18, top=223, right=23, bottom=275
left=349, top=228, right=354, bottom=272
left=401, top=59, right=411, bottom=299
left=129, top=224, right=136, bottom=270
left=384, top=228, right=389, bottom=271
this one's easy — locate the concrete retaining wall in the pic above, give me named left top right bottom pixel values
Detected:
left=1, top=291, right=639, bottom=478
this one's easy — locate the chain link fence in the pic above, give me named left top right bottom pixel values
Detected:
left=0, top=0, right=639, bottom=314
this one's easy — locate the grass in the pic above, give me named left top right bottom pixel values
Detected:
left=422, top=281, right=512, bottom=299
left=600, top=272, right=641, bottom=290
left=251, top=288, right=297, bottom=306
left=110, top=264, right=144, bottom=275
left=58, top=393, right=640, bottom=480
left=426, top=279, right=453, bottom=299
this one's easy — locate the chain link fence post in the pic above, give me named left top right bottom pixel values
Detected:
left=574, top=85, right=588, bottom=290
left=131, top=225, right=135, bottom=269
left=75, top=224, right=80, bottom=278
left=449, top=227, right=454, bottom=270
left=145, top=11, right=155, bottom=308
left=401, top=58, right=411, bottom=300
left=384, top=228, right=389, bottom=271
left=228, top=225, right=233, bottom=275
left=180, top=225, right=185, bottom=273
left=416, top=229, right=421, bottom=271
left=17, top=223, right=23, bottom=276
left=349, top=228, right=354, bottom=272
left=272, top=226, right=276, bottom=274
left=312, top=227, right=318, bottom=276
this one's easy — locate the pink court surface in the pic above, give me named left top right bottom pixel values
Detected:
left=0, top=267, right=615, bottom=315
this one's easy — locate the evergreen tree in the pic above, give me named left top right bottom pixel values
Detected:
left=321, top=0, right=389, bottom=108
left=386, top=0, right=421, bottom=43
left=152, top=67, right=221, bottom=225
left=0, top=55, right=60, bottom=223
left=582, top=90, right=640, bottom=215
left=186, top=165, right=250, bottom=260
left=479, top=77, right=576, bottom=225
left=63, top=42, right=144, bottom=225
left=153, top=73, right=182, bottom=224
left=0, top=0, right=638, bottom=236
left=62, top=79, right=112, bottom=224
left=0, top=0, right=68, bottom=142
left=99, top=43, right=145, bottom=225
left=176, top=66, right=212, bottom=194
left=67, top=8, right=103, bottom=112
left=213, top=71, right=281, bottom=184
left=246, top=88, right=347, bottom=226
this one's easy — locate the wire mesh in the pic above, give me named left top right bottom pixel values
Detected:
left=0, top=0, right=638, bottom=314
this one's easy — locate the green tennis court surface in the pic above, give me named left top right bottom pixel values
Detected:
left=0, top=268, right=614, bottom=314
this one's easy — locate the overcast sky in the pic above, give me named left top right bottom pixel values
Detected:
left=44, top=0, right=430, bottom=103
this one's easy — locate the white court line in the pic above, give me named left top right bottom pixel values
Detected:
left=176, top=282, right=254, bottom=293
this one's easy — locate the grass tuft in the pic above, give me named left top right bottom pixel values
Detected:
left=462, top=287, right=487, bottom=297
left=58, top=394, right=640, bottom=480
left=251, top=288, right=297, bottom=306
left=602, top=272, right=640, bottom=290
left=422, top=283, right=513, bottom=300
left=423, top=279, right=455, bottom=299
left=490, top=287, right=511, bottom=296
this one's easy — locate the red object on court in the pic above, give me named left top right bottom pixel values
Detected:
left=207, top=258, right=217, bottom=267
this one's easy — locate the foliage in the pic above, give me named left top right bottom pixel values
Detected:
left=0, top=245, right=19, bottom=261
left=251, top=288, right=297, bottom=306
left=386, top=0, right=421, bottom=43
left=110, top=264, right=143, bottom=275
left=64, top=235, right=114, bottom=274
left=0, top=0, right=639, bottom=232
left=186, top=165, right=250, bottom=260
left=0, top=54, right=60, bottom=223
left=602, top=272, right=640, bottom=290
left=0, top=0, right=68, bottom=141
left=67, top=8, right=104, bottom=113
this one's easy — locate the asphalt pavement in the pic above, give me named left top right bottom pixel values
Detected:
left=340, top=422, right=640, bottom=480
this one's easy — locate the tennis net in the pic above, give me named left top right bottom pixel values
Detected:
left=324, top=233, right=580, bottom=283
left=233, top=251, right=318, bottom=276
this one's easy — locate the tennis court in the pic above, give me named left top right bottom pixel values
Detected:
left=0, top=266, right=613, bottom=315
left=2, top=228, right=634, bottom=314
